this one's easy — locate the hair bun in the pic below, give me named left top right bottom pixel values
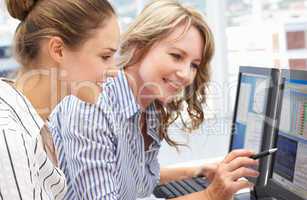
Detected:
left=5, top=0, right=37, bottom=21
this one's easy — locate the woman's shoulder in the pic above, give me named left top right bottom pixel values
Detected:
left=49, top=95, right=115, bottom=134
left=48, top=95, right=77, bottom=131
left=0, top=80, right=67, bottom=199
left=50, top=95, right=104, bottom=120
left=0, top=79, right=44, bottom=137
left=0, top=78, right=15, bottom=98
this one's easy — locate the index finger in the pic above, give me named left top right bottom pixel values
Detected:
left=223, top=149, right=255, bottom=164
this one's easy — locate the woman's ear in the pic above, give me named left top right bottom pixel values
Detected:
left=133, top=44, right=145, bottom=59
left=48, top=36, right=65, bottom=64
left=128, top=43, right=148, bottom=66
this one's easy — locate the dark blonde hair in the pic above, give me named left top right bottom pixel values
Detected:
left=5, top=0, right=116, bottom=154
left=5, top=0, right=115, bottom=67
left=120, top=0, right=215, bottom=147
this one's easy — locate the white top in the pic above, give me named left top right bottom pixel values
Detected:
left=0, top=79, right=66, bottom=199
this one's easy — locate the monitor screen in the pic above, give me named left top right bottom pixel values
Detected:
left=272, top=78, right=307, bottom=199
left=231, top=72, right=270, bottom=153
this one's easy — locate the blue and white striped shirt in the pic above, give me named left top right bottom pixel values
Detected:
left=49, top=71, right=161, bottom=200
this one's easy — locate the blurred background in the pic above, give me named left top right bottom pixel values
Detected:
left=1, top=0, right=307, bottom=168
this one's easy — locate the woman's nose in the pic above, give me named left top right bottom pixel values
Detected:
left=176, top=64, right=194, bottom=86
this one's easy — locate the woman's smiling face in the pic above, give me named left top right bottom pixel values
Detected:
left=136, top=24, right=204, bottom=104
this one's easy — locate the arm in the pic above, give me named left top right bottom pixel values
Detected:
left=170, top=190, right=210, bottom=200
left=35, top=133, right=67, bottom=200
left=48, top=101, right=119, bottom=200
left=162, top=150, right=260, bottom=200
left=0, top=129, right=66, bottom=200
left=59, top=113, right=119, bottom=200
left=0, top=101, right=65, bottom=200
left=160, top=162, right=219, bottom=185
left=0, top=128, right=34, bottom=199
left=160, top=166, right=199, bottom=184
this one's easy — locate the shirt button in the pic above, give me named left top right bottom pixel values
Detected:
left=140, top=162, right=144, bottom=167
left=137, top=186, right=143, bottom=194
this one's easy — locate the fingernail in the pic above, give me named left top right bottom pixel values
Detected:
left=255, top=171, right=260, bottom=177
left=247, top=149, right=254, bottom=154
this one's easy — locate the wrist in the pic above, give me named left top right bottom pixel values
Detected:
left=193, top=165, right=206, bottom=177
left=202, top=187, right=215, bottom=200
left=194, top=168, right=202, bottom=178
left=182, top=166, right=201, bottom=178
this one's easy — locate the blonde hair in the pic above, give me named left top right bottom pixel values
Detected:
left=120, top=0, right=215, bottom=147
left=5, top=0, right=115, bottom=68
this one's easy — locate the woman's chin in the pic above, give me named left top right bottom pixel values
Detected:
left=158, top=95, right=176, bottom=105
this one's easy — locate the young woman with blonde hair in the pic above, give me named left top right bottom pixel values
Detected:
left=0, top=0, right=120, bottom=199
left=49, top=0, right=259, bottom=199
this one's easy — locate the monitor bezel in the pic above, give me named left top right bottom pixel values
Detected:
left=229, top=66, right=280, bottom=187
left=262, top=69, right=307, bottom=200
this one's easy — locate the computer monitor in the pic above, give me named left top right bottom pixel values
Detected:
left=265, top=69, right=307, bottom=200
left=153, top=66, right=280, bottom=200
left=229, top=66, right=280, bottom=186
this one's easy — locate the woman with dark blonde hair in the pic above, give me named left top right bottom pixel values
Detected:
left=49, top=0, right=259, bottom=199
left=0, top=0, right=119, bottom=199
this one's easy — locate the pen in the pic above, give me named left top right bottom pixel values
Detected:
left=250, top=148, right=278, bottom=160
left=194, top=148, right=278, bottom=179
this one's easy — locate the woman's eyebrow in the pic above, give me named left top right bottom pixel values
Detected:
left=170, top=47, right=201, bottom=62
left=104, top=48, right=117, bottom=52
left=170, top=47, right=187, bottom=56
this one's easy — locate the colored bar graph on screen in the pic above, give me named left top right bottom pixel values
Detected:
left=304, top=104, right=307, bottom=137
left=294, top=102, right=307, bottom=137
left=291, top=94, right=298, bottom=133
left=295, top=102, right=302, bottom=135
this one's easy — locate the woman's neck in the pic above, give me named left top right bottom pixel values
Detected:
left=15, top=69, right=67, bottom=121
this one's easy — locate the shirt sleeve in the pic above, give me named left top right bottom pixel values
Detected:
left=138, top=152, right=160, bottom=198
left=0, top=127, right=67, bottom=200
left=49, top=102, right=119, bottom=200
left=0, top=128, right=34, bottom=199
left=35, top=134, right=67, bottom=200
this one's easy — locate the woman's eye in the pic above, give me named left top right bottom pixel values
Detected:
left=170, top=53, right=182, bottom=60
left=101, top=55, right=111, bottom=61
left=191, top=63, right=199, bottom=69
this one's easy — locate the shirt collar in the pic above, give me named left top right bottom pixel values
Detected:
left=112, top=70, right=161, bottom=144
left=113, top=70, right=141, bottom=119
left=146, top=103, right=161, bottom=145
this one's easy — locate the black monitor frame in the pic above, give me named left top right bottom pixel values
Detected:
left=229, top=66, right=280, bottom=187
left=257, top=69, right=307, bottom=200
